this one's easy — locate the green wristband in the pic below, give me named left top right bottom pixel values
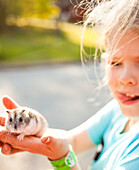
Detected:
left=50, top=145, right=77, bottom=170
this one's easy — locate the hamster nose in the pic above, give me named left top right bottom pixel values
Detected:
left=14, top=124, right=17, bottom=129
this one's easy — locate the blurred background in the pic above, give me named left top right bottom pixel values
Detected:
left=0, top=0, right=112, bottom=169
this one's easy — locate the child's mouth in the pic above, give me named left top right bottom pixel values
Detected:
left=118, top=93, right=139, bottom=105
left=130, top=96, right=139, bottom=101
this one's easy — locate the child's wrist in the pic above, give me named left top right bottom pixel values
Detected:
left=49, top=145, right=77, bottom=170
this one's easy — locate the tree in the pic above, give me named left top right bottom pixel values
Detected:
left=0, top=0, right=8, bottom=31
left=0, top=0, right=59, bottom=32
left=56, top=0, right=84, bottom=22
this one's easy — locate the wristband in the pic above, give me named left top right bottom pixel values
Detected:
left=50, top=145, right=77, bottom=170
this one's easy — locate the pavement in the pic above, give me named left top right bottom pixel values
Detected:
left=0, top=63, right=112, bottom=170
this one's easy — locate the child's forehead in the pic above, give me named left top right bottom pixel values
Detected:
left=105, top=30, right=139, bottom=59
left=104, top=52, right=139, bottom=62
left=106, top=28, right=139, bottom=48
left=103, top=53, right=123, bottom=61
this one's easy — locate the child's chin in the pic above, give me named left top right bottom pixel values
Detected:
left=128, top=116, right=139, bottom=120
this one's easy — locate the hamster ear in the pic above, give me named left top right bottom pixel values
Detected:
left=22, top=110, right=26, bottom=114
left=6, top=110, right=11, bottom=114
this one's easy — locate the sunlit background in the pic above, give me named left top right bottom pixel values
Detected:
left=0, top=0, right=111, bottom=169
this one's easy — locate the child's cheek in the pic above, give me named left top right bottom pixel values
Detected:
left=106, top=66, right=118, bottom=94
left=105, top=64, right=112, bottom=85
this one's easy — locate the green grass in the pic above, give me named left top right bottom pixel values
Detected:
left=0, top=18, right=104, bottom=64
left=0, top=26, right=83, bottom=64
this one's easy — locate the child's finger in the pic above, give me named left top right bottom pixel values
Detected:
left=1, top=143, right=12, bottom=155
left=0, top=130, right=42, bottom=152
left=41, top=136, right=50, bottom=144
left=41, top=136, right=70, bottom=160
left=2, top=95, right=20, bottom=109
left=41, top=136, right=61, bottom=152
left=1, top=143, right=23, bottom=155
left=8, top=148, right=23, bottom=155
left=0, top=142, right=22, bottom=155
left=0, top=141, right=3, bottom=147
left=41, top=136, right=55, bottom=145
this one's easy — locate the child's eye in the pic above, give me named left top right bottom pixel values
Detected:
left=111, top=61, right=122, bottom=66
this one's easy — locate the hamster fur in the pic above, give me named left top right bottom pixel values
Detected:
left=5, top=107, right=48, bottom=140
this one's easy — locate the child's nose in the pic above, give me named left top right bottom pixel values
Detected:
left=119, top=67, right=137, bottom=86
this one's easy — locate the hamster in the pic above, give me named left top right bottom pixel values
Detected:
left=5, top=107, right=48, bottom=141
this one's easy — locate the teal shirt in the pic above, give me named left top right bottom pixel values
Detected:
left=87, top=100, right=139, bottom=170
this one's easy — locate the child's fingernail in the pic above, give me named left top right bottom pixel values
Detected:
left=4, top=144, right=9, bottom=151
left=42, top=137, right=50, bottom=144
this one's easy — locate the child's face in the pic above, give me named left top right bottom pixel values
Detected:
left=107, top=30, right=139, bottom=118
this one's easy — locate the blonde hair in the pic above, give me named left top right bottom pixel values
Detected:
left=80, top=0, right=139, bottom=62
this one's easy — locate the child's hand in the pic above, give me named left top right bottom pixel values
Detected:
left=0, top=96, right=70, bottom=160
left=0, top=128, right=70, bottom=159
left=41, top=129, right=70, bottom=160
left=0, top=95, right=22, bottom=155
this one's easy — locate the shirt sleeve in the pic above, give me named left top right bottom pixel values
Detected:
left=115, top=158, right=139, bottom=170
left=87, top=99, right=120, bottom=145
left=114, top=135, right=139, bottom=170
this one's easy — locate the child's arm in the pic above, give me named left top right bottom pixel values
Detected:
left=0, top=95, right=95, bottom=170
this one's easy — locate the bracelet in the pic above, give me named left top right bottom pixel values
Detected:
left=49, top=145, right=77, bottom=170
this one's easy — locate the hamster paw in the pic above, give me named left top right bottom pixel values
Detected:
left=17, top=134, right=24, bottom=141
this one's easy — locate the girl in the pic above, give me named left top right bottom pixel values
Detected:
left=0, top=0, right=139, bottom=169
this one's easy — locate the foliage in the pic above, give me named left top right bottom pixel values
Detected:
left=14, top=0, right=59, bottom=19
left=0, top=0, right=60, bottom=32
left=0, top=26, right=82, bottom=63
left=0, top=17, right=104, bottom=64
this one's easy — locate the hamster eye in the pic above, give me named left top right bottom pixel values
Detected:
left=19, top=117, right=23, bottom=122
left=9, top=117, right=12, bottom=123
